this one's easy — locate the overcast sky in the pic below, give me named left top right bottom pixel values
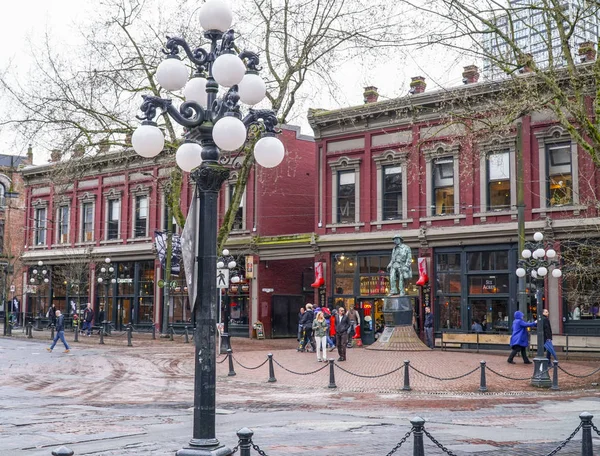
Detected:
left=0, top=1, right=467, bottom=164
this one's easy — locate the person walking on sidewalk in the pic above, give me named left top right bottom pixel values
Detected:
left=83, top=303, right=95, bottom=336
left=507, top=311, right=536, bottom=364
left=47, top=310, right=70, bottom=353
left=299, top=303, right=315, bottom=352
left=312, top=311, right=329, bottom=362
left=424, top=306, right=434, bottom=349
left=346, top=305, right=360, bottom=348
left=543, top=309, right=558, bottom=362
left=335, top=307, right=350, bottom=361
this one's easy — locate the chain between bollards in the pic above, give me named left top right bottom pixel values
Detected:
left=402, top=360, right=411, bottom=391
left=184, top=326, right=189, bottom=343
left=227, top=348, right=236, bottom=376
left=328, top=359, right=337, bottom=388
left=479, top=361, right=487, bottom=392
left=127, top=324, right=133, bottom=347
left=267, top=353, right=276, bottom=383
left=551, top=360, right=560, bottom=390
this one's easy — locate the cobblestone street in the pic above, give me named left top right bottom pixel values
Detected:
left=2, top=332, right=600, bottom=455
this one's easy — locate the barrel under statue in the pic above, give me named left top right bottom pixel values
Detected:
left=367, top=234, right=430, bottom=351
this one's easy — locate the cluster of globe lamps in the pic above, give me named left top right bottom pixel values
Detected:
left=516, top=232, right=562, bottom=279
left=129, top=0, right=285, bottom=172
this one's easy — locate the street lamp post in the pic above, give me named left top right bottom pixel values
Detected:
left=29, top=261, right=50, bottom=331
left=217, top=249, right=240, bottom=352
left=97, top=258, right=116, bottom=334
left=515, top=231, right=562, bottom=387
left=131, top=1, right=284, bottom=453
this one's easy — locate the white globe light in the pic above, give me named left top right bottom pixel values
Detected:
left=98, top=277, right=103, bottom=283
left=105, top=258, right=111, bottom=263
left=32, top=269, right=38, bottom=275
left=213, top=116, right=247, bottom=151
left=156, top=57, right=189, bottom=92
left=101, top=267, right=106, bottom=273
left=531, top=270, right=538, bottom=278
left=109, top=267, right=114, bottom=273
left=254, top=136, right=285, bottom=168
left=111, top=278, right=117, bottom=284
left=212, top=54, right=246, bottom=87
left=183, top=77, right=208, bottom=108
left=238, top=73, right=266, bottom=105
left=30, top=278, right=35, bottom=283
left=521, top=249, right=532, bottom=259
left=199, top=0, right=233, bottom=32
left=537, top=266, right=548, bottom=276
left=38, top=261, right=44, bottom=267
left=132, top=124, right=164, bottom=158
left=535, top=248, right=546, bottom=259
left=516, top=268, right=526, bottom=278
left=42, top=270, right=47, bottom=275
left=546, top=249, right=556, bottom=259
left=231, top=275, right=241, bottom=283
left=228, top=260, right=236, bottom=269
left=533, top=232, right=544, bottom=242
left=44, top=278, right=49, bottom=283
left=222, top=249, right=230, bottom=256
left=552, top=268, right=562, bottom=278
left=176, top=142, right=203, bottom=172
left=217, top=261, right=225, bottom=269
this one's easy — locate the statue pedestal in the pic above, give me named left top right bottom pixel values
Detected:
left=366, top=296, right=430, bottom=352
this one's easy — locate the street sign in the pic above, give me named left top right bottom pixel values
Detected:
left=217, top=268, right=229, bottom=289
left=10, top=285, right=15, bottom=293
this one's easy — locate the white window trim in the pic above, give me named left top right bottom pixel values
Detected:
left=78, top=192, right=96, bottom=244
left=476, top=136, right=517, bottom=217
left=373, top=150, right=411, bottom=226
left=103, top=188, right=122, bottom=242
left=131, top=185, right=150, bottom=240
left=328, top=156, right=362, bottom=228
left=422, top=143, right=460, bottom=218
left=32, top=199, right=48, bottom=248
left=534, top=126, right=581, bottom=213
left=225, top=172, right=248, bottom=233
left=55, top=204, right=70, bottom=245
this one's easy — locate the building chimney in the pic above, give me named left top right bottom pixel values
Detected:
left=518, top=53, right=534, bottom=73
left=49, top=149, right=62, bottom=163
left=462, top=65, right=480, bottom=84
left=579, top=41, right=597, bottom=63
left=26, top=144, right=33, bottom=164
left=410, top=76, right=426, bottom=94
left=363, top=86, right=379, bottom=104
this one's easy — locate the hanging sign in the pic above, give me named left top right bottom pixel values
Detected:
left=245, top=256, right=254, bottom=279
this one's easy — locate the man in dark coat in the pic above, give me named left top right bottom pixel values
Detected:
left=299, top=303, right=315, bottom=352
left=335, top=307, right=351, bottom=361
left=507, top=311, right=536, bottom=364
left=543, top=309, right=558, bottom=362
left=47, top=310, right=70, bottom=353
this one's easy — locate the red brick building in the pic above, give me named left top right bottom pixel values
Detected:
left=308, top=66, right=600, bottom=338
left=19, top=125, right=315, bottom=336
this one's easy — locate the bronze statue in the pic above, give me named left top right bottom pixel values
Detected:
left=387, top=235, right=413, bottom=296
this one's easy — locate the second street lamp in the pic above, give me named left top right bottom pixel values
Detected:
left=97, top=258, right=116, bottom=334
left=217, top=249, right=240, bottom=352
left=515, top=231, right=562, bottom=387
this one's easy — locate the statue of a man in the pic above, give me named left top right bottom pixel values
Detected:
left=387, top=235, right=413, bottom=296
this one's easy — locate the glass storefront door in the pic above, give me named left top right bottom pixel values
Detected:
left=116, top=297, right=132, bottom=330
left=468, top=298, right=509, bottom=332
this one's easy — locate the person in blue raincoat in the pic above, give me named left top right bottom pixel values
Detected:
left=507, top=311, right=536, bottom=364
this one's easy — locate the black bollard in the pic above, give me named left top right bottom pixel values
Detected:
left=551, top=360, right=560, bottom=390
left=7, top=320, right=11, bottom=336
left=127, top=324, right=133, bottom=347
left=184, top=326, right=189, bottom=344
left=34, top=316, right=41, bottom=331
left=99, top=327, right=105, bottom=345
left=50, top=325, right=55, bottom=340
left=267, top=353, right=277, bottom=383
left=479, top=361, right=488, bottom=392
left=580, top=412, right=594, bottom=456
left=152, top=324, right=156, bottom=340
left=402, top=360, right=411, bottom=391
left=170, top=325, right=174, bottom=341
left=51, top=445, right=75, bottom=456
left=74, top=323, right=79, bottom=343
left=27, top=322, right=33, bottom=339
left=236, top=427, right=254, bottom=456
left=227, top=348, right=236, bottom=376
left=328, top=359, right=337, bottom=388
left=411, top=417, right=426, bottom=456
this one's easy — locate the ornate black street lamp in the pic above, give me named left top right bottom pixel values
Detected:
left=515, top=231, right=562, bottom=387
left=217, top=249, right=240, bottom=352
left=28, top=261, right=50, bottom=331
left=97, top=258, right=116, bottom=334
left=132, top=1, right=284, bottom=454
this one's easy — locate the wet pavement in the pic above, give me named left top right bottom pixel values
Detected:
left=2, top=330, right=600, bottom=455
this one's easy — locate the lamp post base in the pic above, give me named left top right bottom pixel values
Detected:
left=176, top=439, right=233, bottom=456
left=531, top=356, right=551, bottom=388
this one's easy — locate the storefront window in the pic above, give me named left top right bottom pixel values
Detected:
left=172, top=277, right=191, bottom=323
left=439, top=296, right=461, bottom=329
left=334, top=277, right=355, bottom=295
left=562, top=241, right=600, bottom=322
left=438, top=274, right=461, bottom=293
left=436, top=253, right=461, bottom=271
left=468, top=274, right=509, bottom=294
left=117, top=262, right=135, bottom=295
left=334, top=254, right=356, bottom=274
left=138, top=297, right=153, bottom=323
left=467, top=251, right=509, bottom=271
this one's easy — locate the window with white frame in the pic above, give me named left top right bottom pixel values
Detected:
left=81, top=202, right=94, bottom=242
left=134, top=195, right=148, bottom=238
left=34, top=207, right=47, bottom=246
left=487, top=151, right=511, bottom=210
left=337, top=171, right=356, bottom=223
left=547, top=143, right=573, bottom=206
left=58, top=205, right=70, bottom=244
left=228, top=185, right=244, bottom=231
left=107, top=199, right=120, bottom=240
left=433, top=157, right=454, bottom=215
left=383, top=165, right=403, bottom=220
